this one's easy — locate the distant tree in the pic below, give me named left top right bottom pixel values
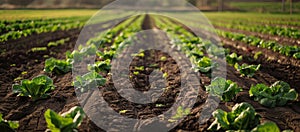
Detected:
left=7, top=0, right=34, bottom=6
left=53, top=0, right=61, bottom=5
left=201, top=0, right=208, bottom=6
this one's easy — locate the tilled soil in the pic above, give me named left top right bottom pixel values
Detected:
left=0, top=18, right=128, bottom=131
left=0, top=14, right=299, bottom=132
left=160, top=15, right=300, bottom=131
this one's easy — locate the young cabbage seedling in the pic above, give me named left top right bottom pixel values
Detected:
left=249, top=81, right=298, bottom=107
left=44, top=106, right=85, bottom=132
left=73, top=71, right=106, bottom=93
left=168, top=106, right=190, bottom=122
left=133, top=71, right=140, bottom=75
left=88, top=59, right=111, bottom=73
left=29, top=47, right=47, bottom=53
left=208, top=102, right=261, bottom=131
left=12, top=75, right=55, bottom=101
left=44, top=58, right=72, bottom=75
left=67, top=44, right=98, bottom=63
left=205, top=77, right=242, bottom=102
left=134, top=66, right=145, bottom=71
left=234, top=63, right=260, bottom=77
left=226, top=53, right=242, bottom=66
left=193, top=56, right=217, bottom=73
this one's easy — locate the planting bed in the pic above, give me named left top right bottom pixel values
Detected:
left=0, top=12, right=299, bottom=132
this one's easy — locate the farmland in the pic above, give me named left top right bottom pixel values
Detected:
left=0, top=9, right=300, bottom=132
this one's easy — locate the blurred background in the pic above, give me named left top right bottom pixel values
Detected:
left=0, top=0, right=299, bottom=14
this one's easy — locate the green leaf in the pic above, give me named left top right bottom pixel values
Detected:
left=293, top=52, right=300, bottom=59
left=209, top=103, right=261, bottom=131
left=73, top=71, right=106, bottom=93
left=206, top=77, right=242, bottom=102
left=235, top=63, right=260, bottom=77
left=44, top=58, right=71, bottom=74
left=44, top=106, right=85, bottom=132
left=249, top=81, right=298, bottom=107
left=45, top=109, right=73, bottom=132
left=226, top=53, right=243, bottom=66
left=61, top=106, right=85, bottom=128
left=7, top=121, right=19, bottom=129
left=251, top=122, right=280, bottom=132
left=11, top=75, right=55, bottom=100
left=283, top=89, right=298, bottom=100
left=193, top=56, right=217, bottom=73
left=270, top=81, right=290, bottom=93
left=0, top=113, right=19, bottom=131
left=210, top=109, right=230, bottom=130
left=259, top=98, right=276, bottom=107
left=233, top=109, right=253, bottom=130
left=12, top=84, right=22, bottom=94
left=88, top=59, right=111, bottom=73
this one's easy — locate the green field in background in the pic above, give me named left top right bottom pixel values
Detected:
left=0, top=9, right=98, bottom=20
left=0, top=9, right=299, bottom=21
left=229, top=2, right=300, bottom=13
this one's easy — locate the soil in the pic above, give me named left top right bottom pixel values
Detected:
left=0, top=14, right=299, bottom=132
left=0, top=18, right=129, bottom=131
left=159, top=15, right=300, bottom=131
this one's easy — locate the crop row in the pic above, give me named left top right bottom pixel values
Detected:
left=0, top=16, right=89, bottom=35
left=205, top=13, right=300, bottom=26
left=218, top=30, right=300, bottom=59
left=173, top=12, right=300, bottom=28
left=1, top=15, right=145, bottom=131
left=208, top=17, right=300, bottom=27
left=176, top=17, right=300, bottom=60
left=182, top=15, right=300, bottom=39
left=0, top=12, right=132, bottom=42
left=153, top=15, right=298, bottom=131
left=168, top=13, right=300, bottom=38
left=155, top=16, right=261, bottom=79
left=0, top=20, right=85, bottom=42
left=1, top=14, right=298, bottom=131
left=0, top=17, right=83, bottom=25
left=212, top=20, right=300, bottom=39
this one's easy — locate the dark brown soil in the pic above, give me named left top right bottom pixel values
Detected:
left=0, top=18, right=131, bottom=132
left=220, top=38, right=300, bottom=91
left=0, top=14, right=300, bottom=132
left=159, top=15, right=300, bottom=131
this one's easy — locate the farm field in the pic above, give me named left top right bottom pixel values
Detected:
left=228, top=2, right=300, bottom=13
left=0, top=9, right=300, bottom=131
